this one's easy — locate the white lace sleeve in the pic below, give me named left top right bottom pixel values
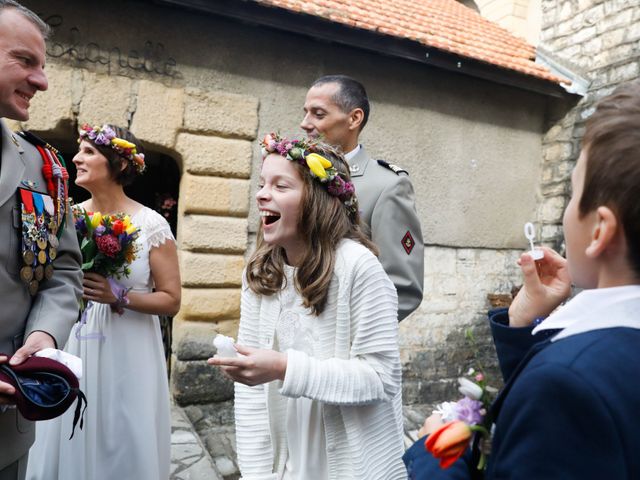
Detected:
left=140, top=207, right=175, bottom=250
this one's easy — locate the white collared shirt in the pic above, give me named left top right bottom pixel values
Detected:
left=532, top=285, right=640, bottom=341
left=344, top=144, right=361, bottom=162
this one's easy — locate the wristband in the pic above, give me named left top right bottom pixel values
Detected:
left=108, top=278, right=131, bottom=315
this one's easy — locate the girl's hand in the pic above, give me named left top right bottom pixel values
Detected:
left=208, top=344, right=288, bottom=386
left=82, top=272, right=117, bottom=305
left=508, top=246, right=572, bottom=327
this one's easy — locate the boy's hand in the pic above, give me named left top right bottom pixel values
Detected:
left=509, top=246, right=572, bottom=327
left=208, top=345, right=288, bottom=386
left=419, top=413, right=444, bottom=438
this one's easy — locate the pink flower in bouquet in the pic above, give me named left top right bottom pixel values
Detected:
left=96, top=234, right=121, bottom=258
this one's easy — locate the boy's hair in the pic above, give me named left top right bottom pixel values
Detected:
left=312, top=75, right=370, bottom=131
left=81, top=124, right=145, bottom=186
left=581, top=81, right=640, bottom=277
left=246, top=141, right=377, bottom=315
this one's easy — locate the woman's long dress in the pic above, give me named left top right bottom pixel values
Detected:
left=26, top=206, right=173, bottom=480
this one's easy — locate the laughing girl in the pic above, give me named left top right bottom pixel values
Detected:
left=209, top=134, right=407, bottom=480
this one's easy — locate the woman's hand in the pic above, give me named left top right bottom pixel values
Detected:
left=82, top=272, right=117, bottom=305
left=508, top=246, right=572, bottom=327
left=208, top=345, right=288, bottom=386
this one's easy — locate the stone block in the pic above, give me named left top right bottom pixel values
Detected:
left=181, top=288, right=241, bottom=321
left=538, top=196, right=566, bottom=223
left=180, top=251, right=244, bottom=288
left=179, top=214, right=248, bottom=254
left=171, top=358, right=234, bottom=405
left=184, top=401, right=235, bottom=429
left=609, top=62, right=640, bottom=84
left=176, top=133, right=252, bottom=178
left=183, top=88, right=258, bottom=140
left=130, top=80, right=184, bottom=149
left=181, top=174, right=250, bottom=217
left=23, top=64, right=74, bottom=134
left=79, top=72, right=132, bottom=126
left=543, top=142, right=573, bottom=163
left=172, top=319, right=218, bottom=360
left=541, top=224, right=563, bottom=244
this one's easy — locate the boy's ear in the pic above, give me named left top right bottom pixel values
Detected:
left=585, top=206, right=618, bottom=258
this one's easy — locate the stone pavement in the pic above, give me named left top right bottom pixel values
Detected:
left=170, top=401, right=434, bottom=480
left=170, top=402, right=224, bottom=480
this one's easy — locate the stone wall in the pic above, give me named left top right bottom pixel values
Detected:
left=475, top=0, right=542, bottom=44
left=401, top=246, right=523, bottom=403
left=536, top=0, right=640, bottom=247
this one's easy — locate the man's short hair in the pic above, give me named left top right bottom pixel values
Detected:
left=312, top=75, right=370, bottom=131
left=581, top=80, right=640, bottom=276
left=0, top=0, right=50, bottom=39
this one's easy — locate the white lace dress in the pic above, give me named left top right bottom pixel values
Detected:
left=26, top=207, right=173, bottom=480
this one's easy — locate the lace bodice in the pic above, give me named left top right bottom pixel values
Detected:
left=123, top=207, right=174, bottom=292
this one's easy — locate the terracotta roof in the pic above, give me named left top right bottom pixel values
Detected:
left=252, top=0, right=567, bottom=85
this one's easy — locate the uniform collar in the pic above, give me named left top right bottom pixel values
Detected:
left=346, top=144, right=368, bottom=177
left=344, top=144, right=361, bottom=162
left=0, top=119, right=26, bottom=207
left=532, top=285, right=640, bottom=341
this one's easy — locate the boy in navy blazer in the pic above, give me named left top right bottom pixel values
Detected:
left=404, top=81, right=640, bottom=479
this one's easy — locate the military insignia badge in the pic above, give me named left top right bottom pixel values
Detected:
left=21, top=180, right=38, bottom=189
left=402, top=230, right=415, bottom=255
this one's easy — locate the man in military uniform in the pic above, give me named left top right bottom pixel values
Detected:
left=301, top=75, right=424, bottom=321
left=0, top=2, right=82, bottom=479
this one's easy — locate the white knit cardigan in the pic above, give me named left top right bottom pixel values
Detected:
left=234, top=239, right=407, bottom=480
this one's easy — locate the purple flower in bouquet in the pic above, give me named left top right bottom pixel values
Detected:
left=454, top=397, right=484, bottom=426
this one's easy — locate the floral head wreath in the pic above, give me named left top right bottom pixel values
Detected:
left=79, top=124, right=146, bottom=174
left=260, top=133, right=358, bottom=215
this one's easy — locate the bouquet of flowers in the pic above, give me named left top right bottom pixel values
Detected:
left=426, top=368, right=498, bottom=470
left=72, top=205, right=140, bottom=339
left=71, top=205, right=139, bottom=278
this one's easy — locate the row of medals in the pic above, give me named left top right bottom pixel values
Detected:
left=20, top=212, right=59, bottom=296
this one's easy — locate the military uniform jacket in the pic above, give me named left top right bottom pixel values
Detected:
left=348, top=146, right=424, bottom=320
left=0, top=120, right=82, bottom=469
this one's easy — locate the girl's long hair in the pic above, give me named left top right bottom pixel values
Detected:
left=246, top=142, right=377, bottom=315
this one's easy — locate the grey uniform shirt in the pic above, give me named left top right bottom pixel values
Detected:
left=346, top=145, right=424, bottom=320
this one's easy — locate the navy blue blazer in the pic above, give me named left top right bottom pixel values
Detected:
left=404, top=308, right=640, bottom=479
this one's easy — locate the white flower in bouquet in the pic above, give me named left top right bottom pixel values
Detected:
left=458, top=377, right=483, bottom=400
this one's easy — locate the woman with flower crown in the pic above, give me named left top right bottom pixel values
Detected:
left=26, top=124, right=181, bottom=480
left=209, top=134, right=407, bottom=480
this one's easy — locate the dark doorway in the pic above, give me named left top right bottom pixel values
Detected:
left=62, top=148, right=180, bottom=374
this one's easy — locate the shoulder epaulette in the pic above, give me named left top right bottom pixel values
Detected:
left=17, top=130, right=61, bottom=156
left=377, top=159, right=409, bottom=176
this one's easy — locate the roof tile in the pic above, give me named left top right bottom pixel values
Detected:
left=252, top=0, right=567, bottom=84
